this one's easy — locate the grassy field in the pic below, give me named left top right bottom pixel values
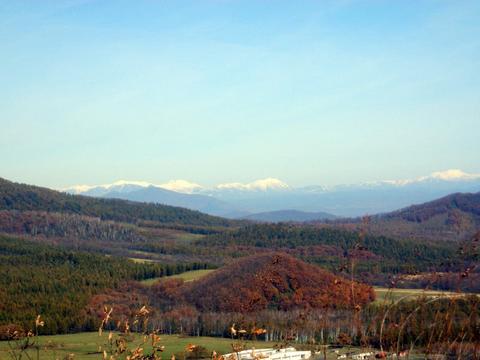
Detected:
left=129, top=257, right=158, bottom=263
left=0, top=332, right=427, bottom=360
left=0, top=332, right=276, bottom=360
left=1, top=282, right=461, bottom=359
left=140, top=269, right=215, bottom=286
left=373, top=286, right=463, bottom=303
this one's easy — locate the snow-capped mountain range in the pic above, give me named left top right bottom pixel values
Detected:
left=66, top=177, right=289, bottom=195
left=63, top=169, right=480, bottom=219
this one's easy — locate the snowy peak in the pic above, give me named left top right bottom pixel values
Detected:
left=423, top=169, right=480, bottom=182
left=64, top=180, right=155, bottom=195
left=64, top=179, right=204, bottom=195
left=66, top=184, right=97, bottom=194
left=59, top=169, right=480, bottom=218
left=158, top=180, right=203, bottom=194
left=216, top=178, right=289, bottom=191
left=382, top=169, right=480, bottom=187
left=63, top=169, right=480, bottom=196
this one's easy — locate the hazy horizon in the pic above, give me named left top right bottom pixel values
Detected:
left=1, top=168, right=478, bottom=194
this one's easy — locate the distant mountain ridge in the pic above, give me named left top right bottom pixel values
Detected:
left=63, top=169, right=480, bottom=217
left=103, top=186, right=247, bottom=218
left=242, top=209, right=337, bottom=222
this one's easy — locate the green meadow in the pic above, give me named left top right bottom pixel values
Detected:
left=373, top=287, right=467, bottom=303
left=140, top=269, right=216, bottom=286
left=0, top=332, right=276, bottom=360
left=0, top=332, right=428, bottom=360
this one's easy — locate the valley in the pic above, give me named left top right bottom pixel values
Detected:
left=3, top=1, right=480, bottom=358
left=0, top=177, right=478, bottom=359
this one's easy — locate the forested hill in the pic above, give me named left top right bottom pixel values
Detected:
left=0, top=234, right=211, bottom=334
left=184, top=252, right=375, bottom=312
left=197, top=223, right=464, bottom=287
left=199, top=223, right=455, bottom=263
left=382, top=191, right=480, bottom=223
left=0, top=177, right=234, bottom=227
left=320, top=192, right=480, bottom=242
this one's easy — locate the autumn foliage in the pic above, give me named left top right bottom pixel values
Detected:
left=184, top=252, right=375, bottom=312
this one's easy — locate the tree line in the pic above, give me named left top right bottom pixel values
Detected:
left=0, top=235, right=212, bottom=335
left=0, top=177, right=234, bottom=227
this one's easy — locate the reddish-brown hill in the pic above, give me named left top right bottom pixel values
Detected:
left=183, top=252, right=375, bottom=312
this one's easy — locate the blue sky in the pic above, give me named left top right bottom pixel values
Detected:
left=1, top=0, right=479, bottom=188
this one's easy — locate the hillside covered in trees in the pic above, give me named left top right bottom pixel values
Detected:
left=1, top=177, right=475, bottom=289
left=318, top=192, right=480, bottom=243
left=184, top=253, right=375, bottom=312
left=198, top=223, right=480, bottom=292
left=0, top=235, right=211, bottom=334
left=0, top=177, right=235, bottom=228
left=385, top=192, right=480, bottom=222
left=81, top=253, right=377, bottom=341
left=0, top=176, right=478, bottom=342
left=197, top=223, right=468, bottom=285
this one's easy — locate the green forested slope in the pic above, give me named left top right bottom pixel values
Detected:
left=0, top=177, right=233, bottom=228
left=0, top=235, right=209, bottom=334
left=197, top=223, right=467, bottom=284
